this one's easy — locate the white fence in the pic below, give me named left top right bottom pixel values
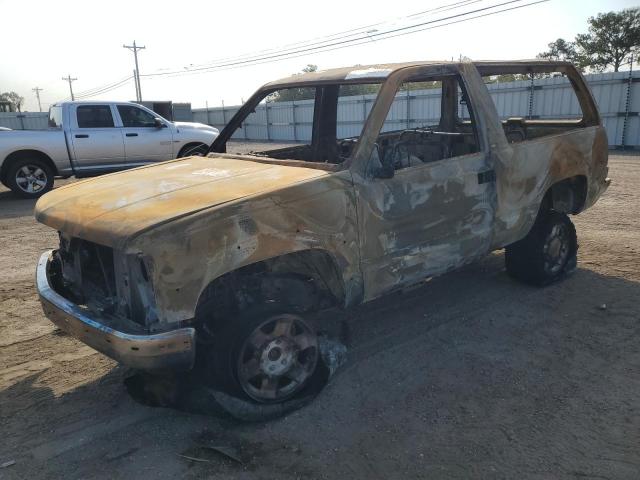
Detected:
left=0, top=112, right=49, bottom=130
left=192, top=70, right=640, bottom=149
left=2, top=70, right=638, bottom=148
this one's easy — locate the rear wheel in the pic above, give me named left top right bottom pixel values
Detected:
left=505, top=211, right=577, bottom=286
left=6, top=157, right=54, bottom=198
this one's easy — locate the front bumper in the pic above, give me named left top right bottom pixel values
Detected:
left=36, top=250, right=196, bottom=370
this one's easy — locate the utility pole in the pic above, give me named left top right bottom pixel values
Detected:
left=123, top=40, right=146, bottom=102
left=133, top=69, right=140, bottom=103
left=32, top=87, right=43, bottom=112
left=62, top=75, right=77, bottom=101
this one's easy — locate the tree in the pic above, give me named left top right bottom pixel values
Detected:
left=575, top=8, right=640, bottom=72
left=537, top=38, right=578, bottom=63
left=0, top=91, right=25, bottom=112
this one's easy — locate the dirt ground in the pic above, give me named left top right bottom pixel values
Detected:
left=1, top=153, right=639, bottom=479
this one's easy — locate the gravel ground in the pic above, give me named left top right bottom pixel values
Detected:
left=0, top=153, right=639, bottom=479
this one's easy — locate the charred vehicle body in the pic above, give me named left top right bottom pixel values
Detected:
left=35, top=60, right=609, bottom=404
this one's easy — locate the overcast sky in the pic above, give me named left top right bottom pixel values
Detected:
left=1, top=0, right=637, bottom=112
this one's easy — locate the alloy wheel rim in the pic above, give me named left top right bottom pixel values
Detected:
left=237, top=314, right=319, bottom=402
left=543, top=223, right=570, bottom=275
left=15, top=165, right=47, bottom=194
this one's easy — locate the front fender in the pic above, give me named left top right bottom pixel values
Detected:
left=127, top=171, right=360, bottom=324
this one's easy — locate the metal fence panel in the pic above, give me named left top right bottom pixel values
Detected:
left=0, top=112, right=49, bottom=130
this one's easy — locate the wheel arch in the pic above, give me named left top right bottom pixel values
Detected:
left=194, top=248, right=347, bottom=327
left=542, top=174, right=588, bottom=215
left=1, top=149, right=58, bottom=183
left=177, top=142, right=208, bottom=158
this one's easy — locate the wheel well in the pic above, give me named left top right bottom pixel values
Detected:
left=1, top=150, right=58, bottom=183
left=178, top=142, right=208, bottom=157
left=543, top=175, right=587, bottom=215
left=195, top=250, right=345, bottom=329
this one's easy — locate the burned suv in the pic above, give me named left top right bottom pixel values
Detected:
left=36, top=60, right=609, bottom=404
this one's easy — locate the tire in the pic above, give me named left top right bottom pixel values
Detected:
left=505, top=211, right=577, bottom=286
left=201, top=305, right=321, bottom=404
left=6, top=156, right=54, bottom=198
left=178, top=143, right=208, bottom=158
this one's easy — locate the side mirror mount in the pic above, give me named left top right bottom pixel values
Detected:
left=154, top=117, right=165, bottom=128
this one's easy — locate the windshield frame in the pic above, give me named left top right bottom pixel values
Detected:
left=209, top=78, right=391, bottom=171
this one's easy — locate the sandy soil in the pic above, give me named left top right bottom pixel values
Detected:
left=0, top=154, right=639, bottom=479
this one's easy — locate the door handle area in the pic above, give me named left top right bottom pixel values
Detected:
left=75, top=134, right=89, bottom=138
left=125, top=133, right=138, bottom=137
left=478, top=169, right=496, bottom=184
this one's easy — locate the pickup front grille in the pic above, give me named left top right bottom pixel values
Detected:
left=56, top=235, right=118, bottom=313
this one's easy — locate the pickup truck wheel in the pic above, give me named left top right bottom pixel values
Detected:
left=6, top=158, right=54, bottom=198
left=178, top=143, right=208, bottom=158
left=204, top=307, right=320, bottom=404
left=505, top=211, right=577, bottom=286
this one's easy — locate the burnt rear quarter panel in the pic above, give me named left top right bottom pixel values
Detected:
left=490, top=125, right=608, bottom=248
left=126, top=170, right=361, bottom=325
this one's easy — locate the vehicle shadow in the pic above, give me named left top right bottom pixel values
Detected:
left=0, top=189, right=38, bottom=218
left=1, top=255, right=639, bottom=478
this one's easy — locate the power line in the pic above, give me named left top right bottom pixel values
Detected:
left=144, top=0, right=549, bottom=82
left=143, top=0, right=548, bottom=79
left=144, top=0, right=497, bottom=77
left=174, top=0, right=485, bottom=73
left=32, top=87, right=43, bottom=112
left=61, top=75, right=77, bottom=101
left=71, top=75, right=133, bottom=98
left=71, top=76, right=134, bottom=100
left=72, top=1, right=480, bottom=95
left=123, top=41, right=146, bottom=101
left=72, top=0, right=549, bottom=97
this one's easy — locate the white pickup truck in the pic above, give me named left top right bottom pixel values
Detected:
left=0, top=101, right=219, bottom=198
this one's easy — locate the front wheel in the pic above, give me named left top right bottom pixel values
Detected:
left=178, top=143, right=208, bottom=158
left=204, top=308, right=321, bottom=404
left=505, top=211, right=577, bottom=286
left=6, top=157, right=54, bottom=198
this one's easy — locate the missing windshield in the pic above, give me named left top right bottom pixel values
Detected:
left=215, top=83, right=382, bottom=165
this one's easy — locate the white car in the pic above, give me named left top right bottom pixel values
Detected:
left=0, top=101, right=218, bottom=197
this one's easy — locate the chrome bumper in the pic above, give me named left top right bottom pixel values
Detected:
left=36, top=250, right=196, bottom=371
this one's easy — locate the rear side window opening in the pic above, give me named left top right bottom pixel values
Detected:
left=471, top=65, right=598, bottom=144
left=76, top=105, right=115, bottom=129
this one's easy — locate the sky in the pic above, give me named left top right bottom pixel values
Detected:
left=1, top=0, right=637, bottom=112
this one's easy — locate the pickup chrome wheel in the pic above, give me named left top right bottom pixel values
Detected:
left=16, top=165, right=48, bottom=194
left=505, top=211, right=577, bottom=286
left=237, top=314, right=319, bottom=403
left=6, top=157, right=54, bottom=198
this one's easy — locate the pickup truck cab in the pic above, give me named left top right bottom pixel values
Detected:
left=35, top=60, right=609, bottom=405
left=0, top=101, right=218, bottom=197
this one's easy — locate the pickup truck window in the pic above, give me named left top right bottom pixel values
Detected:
left=376, top=76, right=479, bottom=170
left=77, top=105, right=115, bottom=128
left=48, top=106, right=63, bottom=128
left=117, top=105, right=157, bottom=128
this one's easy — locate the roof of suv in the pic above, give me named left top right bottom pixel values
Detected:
left=264, top=59, right=574, bottom=88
